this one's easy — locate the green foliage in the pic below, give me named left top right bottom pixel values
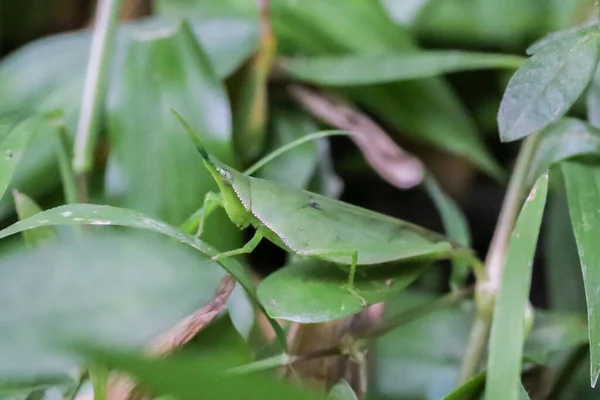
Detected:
left=2, top=0, right=600, bottom=399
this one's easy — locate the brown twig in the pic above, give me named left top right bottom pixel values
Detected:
left=287, top=85, right=424, bottom=189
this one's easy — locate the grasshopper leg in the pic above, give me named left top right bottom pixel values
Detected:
left=196, top=191, right=223, bottom=238
left=301, top=249, right=366, bottom=307
left=212, top=227, right=264, bottom=261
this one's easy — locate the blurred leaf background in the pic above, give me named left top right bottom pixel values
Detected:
left=1, top=0, right=600, bottom=399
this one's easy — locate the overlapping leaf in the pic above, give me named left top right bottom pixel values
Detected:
left=269, top=0, right=502, bottom=177
left=0, top=17, right=259, bottom=219
left=526, top=118, right=600, bottom=188
left=257, top=260, right=423, bottom=323
left=498, top=26, right=600, bottom=142
left=105, top=20, right=237, bottom=239
left=0, top=233, right=225, bottom=377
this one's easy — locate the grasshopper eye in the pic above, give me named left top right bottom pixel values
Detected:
left=218, top=168, right=233, bottom=186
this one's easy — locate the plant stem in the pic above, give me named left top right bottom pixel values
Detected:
left=56, top=121, right=81, bottom=204
left=457, top=133, right=540, bottom=384
left=354, top=287, right=472, bottom=344
left=72, top=0, right=123, bottom=200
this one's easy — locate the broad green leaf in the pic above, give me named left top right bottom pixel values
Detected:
left=187, top=314, right=254, bottom=365
left=77, top=347, right=325, bottom=400
left=519, top=384, right=531, bottom=400
left=0, top=116, right=41, bottom=202
left=379, top=0, right=431, bottom=26
left=372, top=293, right=586, bottom=400
left=0, top=233, right=225, bottom=377
left=0, top=204, right=258, bottom=311
left=257, top=260, right=422, bottom=323
left=0, top=17, right=258, bottom=219
left=562, top=160, right=600, bottom=386
left=255, top=108, right=320, bottom=189
left=105, top=19, right=239, bottom=250
left=527, top=118, right=600, bottom=188
left=423, top=174, right=471, bottom=290
left=270, top=0, right=501, bottom=177
left=526, top=25, right=589, bottom=55
left=0, top=203, right=288, bottom=350
left=327, top=380, right=358, bottom=400
left=486, top=172, right=549, bottom=400
left=282, top=51, right=525, bottom=86
left=12, top=190, right=58, bottom=247
left=498, top=26, right=600, bottom=142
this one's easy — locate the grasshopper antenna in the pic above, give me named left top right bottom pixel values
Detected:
left=171, top=109, right=209, bottom=160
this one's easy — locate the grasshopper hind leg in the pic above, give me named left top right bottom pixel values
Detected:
left=302, top=249, right=367, bottom=307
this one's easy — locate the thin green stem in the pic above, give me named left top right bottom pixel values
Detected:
left=243, top=130, right=352, bottom=175
left=72, top=0, right=123, bottom=196
left=64, top=369, right=89, bottom=400
left=354, top=287, right=473, bottom=344
left=456, top=315, right=491, bottom=386
left=55, top=121, right=81, bottom=205
left=457, top=133, right=540, bottom=385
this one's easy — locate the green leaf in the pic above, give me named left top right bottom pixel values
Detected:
left=0, top=233, right=225, bottom=377
left=255, top=108, right=320, bottom=189
left=327, top=380, right=358, bottom=400
left=282, top=51, right=525, bottom=86
left=423, top=174, right=471, bottom=290
left=0, top=116, right=41, bottom=203
left=77, top=346, right=325, bottom=400
left=257, top=260, right=422, bottom=323
left=498, top=26, right=600, bottom=142
left=0, top=202, right=289, bottom=351
left=543, top=183, right=587, bottom=312
left=0, top=17, right=258, bottom=219
left=525, top=25, right=588, bottom=56
left=270, top=0, right=502, bottom=177
left=486, top=172, right=549, bottom=400
left=12, top=190, right=58, bottom=247
left=372, top=293, right=586, bottom=400
left=0, top=204, right=257, bottom=311
left=527, top=118, right=600, bottom=188
left=106, top=20, right=234, bottom=226
left=519, top=384, right=531, bottom=400
left=562, top=160, right=600, bottom=386
left=379, top=0, right=431, bottom=27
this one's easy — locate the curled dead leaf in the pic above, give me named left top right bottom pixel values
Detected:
left=81, top=274, right=238, bottom=400
left=287, top=85, right=424, bottom=189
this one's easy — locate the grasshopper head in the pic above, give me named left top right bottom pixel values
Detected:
left=207, top=160, right=251, bottom=229
left=173, top=109, right=251, bottom=229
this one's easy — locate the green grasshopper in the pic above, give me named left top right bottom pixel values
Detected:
left=173, top=111, right=468, bottom=302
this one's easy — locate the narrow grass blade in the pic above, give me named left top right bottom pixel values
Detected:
left=423, top=174, right=472, bottom=290
left=485, top=172, right=549, bottom=400
left=283, top=51, right=525, bottom=86
left=562, top=160, right=600, bottom=386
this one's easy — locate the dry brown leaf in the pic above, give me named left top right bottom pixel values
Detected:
left=84, top=274, right=238, bottom=400
left=288, top=85, right=424, bottom=189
